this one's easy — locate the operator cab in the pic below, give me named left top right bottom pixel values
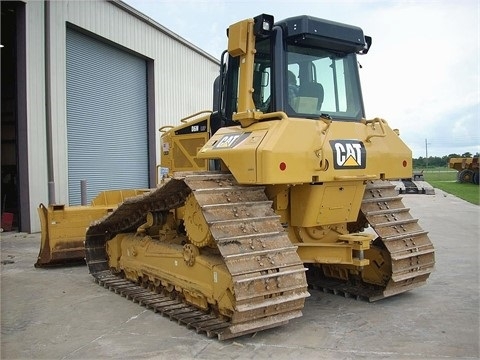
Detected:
left=217, top=15, right=371, bottom=124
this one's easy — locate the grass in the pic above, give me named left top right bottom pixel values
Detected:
left=418, top=168, right=480, bottom=205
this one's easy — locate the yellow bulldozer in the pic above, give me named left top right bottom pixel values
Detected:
left=36, top=14, right=435, bottom=339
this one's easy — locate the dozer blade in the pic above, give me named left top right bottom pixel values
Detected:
left=35, top=189, right=148, bottom=267
left=35, top=203, right=113, bottom=267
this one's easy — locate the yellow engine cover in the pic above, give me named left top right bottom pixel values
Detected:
left=197, top=117, right=412, bottom=185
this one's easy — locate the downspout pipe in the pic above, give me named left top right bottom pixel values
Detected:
left=44, top=0, right=55, bottom=204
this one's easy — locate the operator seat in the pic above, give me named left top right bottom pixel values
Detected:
left=298, top=81, right=324, bottom=111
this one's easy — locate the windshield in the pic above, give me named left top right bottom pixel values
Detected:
left=286, top=44, right=364, bottom=120
left=232, top=38, right=364, bottom=121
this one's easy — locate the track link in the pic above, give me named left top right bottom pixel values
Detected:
left=308, top=180, right=435, bottom=301
left=93, top=271, right=230, bottom=338
left=184, top=173, right=309, bottom=335
left=85, top=172, right=308, bottom=340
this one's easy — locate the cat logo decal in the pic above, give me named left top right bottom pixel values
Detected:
left=330, top=140, right=366, bottom=169
left=214, top=133, right=251, bottom=148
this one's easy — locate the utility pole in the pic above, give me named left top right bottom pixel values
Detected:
left=425, top=138, right=429, bottom=169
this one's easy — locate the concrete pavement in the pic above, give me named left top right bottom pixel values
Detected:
left=1, top=189, right=479, bottom=359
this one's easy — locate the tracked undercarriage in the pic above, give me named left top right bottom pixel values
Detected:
left=85, top=174, right=434, bottom=339
left=308, top=180, right=435, bottom=301
left=85, top=172, right=309, bottom=340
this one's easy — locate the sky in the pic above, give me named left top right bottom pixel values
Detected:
left=124, top=0, right=479, bottom=158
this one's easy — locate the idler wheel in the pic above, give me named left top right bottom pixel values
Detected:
left=183, top=193, right=214, bottom=247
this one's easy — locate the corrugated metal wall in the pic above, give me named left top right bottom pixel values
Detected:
left=65, top=28, right=149, bottom=205
left=24, top=0, right=220, bottom=231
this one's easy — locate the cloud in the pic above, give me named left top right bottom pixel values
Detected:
left=399, top=102, right=480, bottom=157
left=125, top=0, right=479, bottom=157
left=345, top=1, right=479, bottom=157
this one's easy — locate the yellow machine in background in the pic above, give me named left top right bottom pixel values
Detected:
left=449, top=157, right=479, bottom=184
left=38, top=14, right=435, bottom=339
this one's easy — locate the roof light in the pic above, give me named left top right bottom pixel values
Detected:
left=253, top=14, right=274, bottom=38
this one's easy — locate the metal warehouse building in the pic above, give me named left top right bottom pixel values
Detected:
left=1, top=1, right=220, bottom=233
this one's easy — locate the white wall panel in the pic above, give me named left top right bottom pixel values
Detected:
left=24, top=0, right=220, bottom=231
left=24, top=1, right=48, bottom=233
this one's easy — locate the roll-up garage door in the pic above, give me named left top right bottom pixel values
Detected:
left=66, top=28, right=148, bottom=205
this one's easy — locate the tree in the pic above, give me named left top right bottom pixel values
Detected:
left=412, top=152, right=479, bottom=169
left=413, top=157, right=425, bottom=168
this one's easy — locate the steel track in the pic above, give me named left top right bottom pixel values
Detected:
left=85, top=172, right=309, bottom=340
left=85, top=176, right=434, bottom=339
left=308, top=180, right=435, bottom=301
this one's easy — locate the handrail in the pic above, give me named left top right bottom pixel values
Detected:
left=180, top=110, right=213, bottom=123
left=159, top=125, right=174, bottom=133
left=364, top=117, right=387, bottom=142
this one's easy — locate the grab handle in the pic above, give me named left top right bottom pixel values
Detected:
left=364, top=118, right=387, bottom=142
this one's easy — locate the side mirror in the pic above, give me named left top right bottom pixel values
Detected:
left=358, top=36, right=372, bottom=55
